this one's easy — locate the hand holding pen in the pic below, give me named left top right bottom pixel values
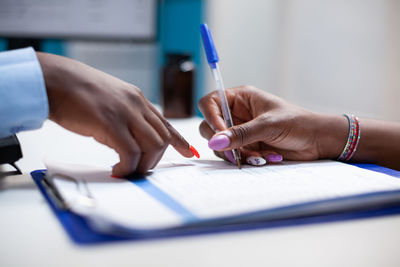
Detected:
left=199, top=86, right=288, bottom=166
left=200, top=24, right=242, bottom=168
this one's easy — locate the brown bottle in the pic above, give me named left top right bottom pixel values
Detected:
left=162, top=53, right=194, bottom=118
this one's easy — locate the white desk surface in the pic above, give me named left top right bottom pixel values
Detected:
left=1, top=118, right=400, bottom=267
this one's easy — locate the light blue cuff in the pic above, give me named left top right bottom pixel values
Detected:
left=0, top=47, right=49, bottom=138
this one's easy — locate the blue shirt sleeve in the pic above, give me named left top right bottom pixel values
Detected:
left=0, top=47, right=49, bottom=138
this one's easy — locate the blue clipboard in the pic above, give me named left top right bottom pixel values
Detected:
left=31, top=163, right=400, bottom=245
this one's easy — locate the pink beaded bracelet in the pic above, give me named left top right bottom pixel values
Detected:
left=337, top=114, right=361, bottom=161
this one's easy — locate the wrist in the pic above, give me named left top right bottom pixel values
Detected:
left=36, top=52, right=71, bottom=120
left=314, top=113, right=349, bottom=159
left=36, top=52, right=59, bottom=90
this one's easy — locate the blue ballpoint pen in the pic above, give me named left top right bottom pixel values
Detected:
left=200, top=23, right=242, bottom=169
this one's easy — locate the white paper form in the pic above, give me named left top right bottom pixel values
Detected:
left=46, top=160, right=400, bottom=231
left=148, top=160, right=400, bottom=219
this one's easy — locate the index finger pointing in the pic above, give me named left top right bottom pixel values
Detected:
left=145, top=99, right=195, bottom=158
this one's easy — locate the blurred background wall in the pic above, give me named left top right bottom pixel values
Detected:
left=206, top=0, right=400, bottom=121
left=0, top=0, right=399, bottom=121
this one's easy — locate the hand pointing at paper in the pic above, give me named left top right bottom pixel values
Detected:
left=37, top=52, right=197, bottom=177
left=198, top=85, right=400, bottom=170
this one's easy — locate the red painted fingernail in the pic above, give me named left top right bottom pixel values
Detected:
left=190, top=145, right=200, bottom=158
left=110, top=174, right=122, bottom=179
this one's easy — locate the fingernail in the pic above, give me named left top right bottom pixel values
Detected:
left=246, top=156, right=266, bottom=166
left=209, top=134, right=230, bottom=150
left=110, top=174, right=122, bottom=179
left=224, top=151, right=237, bottom=165
left=190, top=145, right=200, bottom=158
left=266, top=154, right=283, bottom=163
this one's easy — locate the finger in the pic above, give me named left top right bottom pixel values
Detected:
left=149, top=148, right=166, bottom=170
left=142, top=111, right=171, bottom=170
left=223, top=150, right=237, bottom=165
left=145, top=100, right=194, bottom=158
left=143, top=110, right=172, bottom=142
left=199, top=120, right=216, bottom=140
left=129, top=118, right=168, bottom=174
left=216, top=148, right=266, bottom=167
left=104, top=128, right=141, bottom=177
left=136, top=150, right=165, bottom=174
left=208, top=115, right=272, bottom=151
left=202, top=118, right=269, bottom=166
left=198, top=91, right=228, bottom=132
left=239, top=148, right=267, bottom=166
left=166, top=120, right=196, bottom=158
left=237, top=148, right=283, bottom=165
left=258, top=150, right=283, bottom=163
left=222, top=147, right=266, bottom=166
left=213, top=149, right=236, bottom=165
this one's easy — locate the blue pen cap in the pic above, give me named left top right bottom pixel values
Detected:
left=200, top=23, right=219, bottom=66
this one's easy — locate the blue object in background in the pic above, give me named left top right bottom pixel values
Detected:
left=40, top=39, right=65, bottom=56
left=158, top=0, right=205, bottom=116
left=0, top=38, right=7, bottom=51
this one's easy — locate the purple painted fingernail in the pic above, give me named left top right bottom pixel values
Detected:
left=266, top=154, right=283, bottom=163
left=208, top=134, right=230, bottom=150
left=224, top=151, right=237, bottom=165
left=246, top=156, right=266, bottom=166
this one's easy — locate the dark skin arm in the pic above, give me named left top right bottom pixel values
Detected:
left=36, top=52, right=194, bottom=177
left=198, top=85, right=400, bottom=170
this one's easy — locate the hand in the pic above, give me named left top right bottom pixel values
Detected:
left=37, top=52, right=194, bottom=176
left=198, top=85, right=348, bottom=165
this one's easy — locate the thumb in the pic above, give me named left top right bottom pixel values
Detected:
left=208, top=116, right=269, bottom=151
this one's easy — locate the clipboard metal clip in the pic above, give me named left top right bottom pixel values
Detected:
left=42, top=172, right=96, bottom=211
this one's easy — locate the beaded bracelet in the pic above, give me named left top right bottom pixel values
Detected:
left=337, top=114, right=361, bottom=161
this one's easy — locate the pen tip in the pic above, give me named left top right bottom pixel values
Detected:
left=190, top=145, right=200, bottom=158
left=236, top=158, right=242, bottom=169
